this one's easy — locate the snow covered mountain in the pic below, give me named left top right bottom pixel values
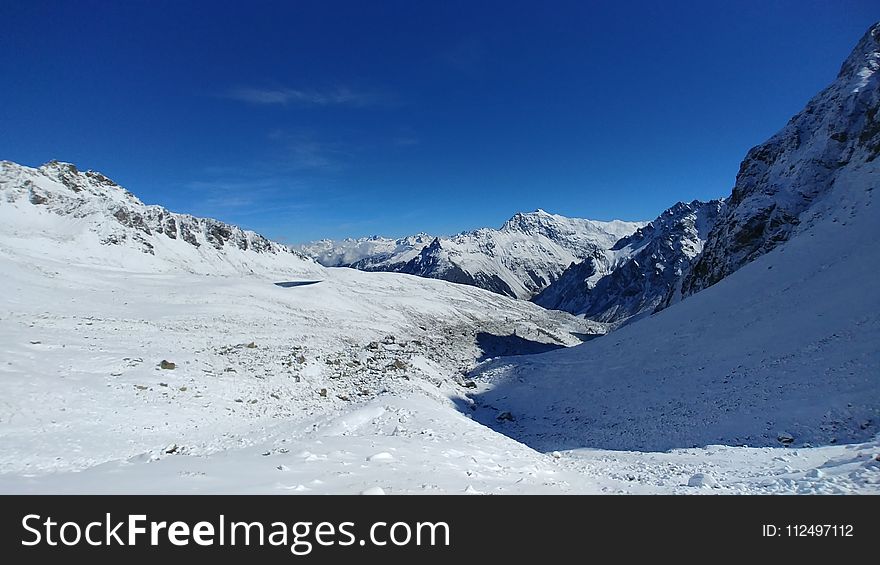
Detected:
left=296, top=233, right=434, bottom=269
left=534, top=199, right=721, bottom=324
left=470, top=22, right=880, bottom=453
left=0, top=160, right=322, bottom=278
left=297, top=210, right=644, bottom=299
left=678, top=22, right=880, bottom=299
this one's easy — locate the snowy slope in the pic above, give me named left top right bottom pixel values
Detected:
left=534, top=200, right=721, bottom=323
left=473, top=167, right=878, bottom=452
left=1, top=242, right=875, bottom=495
left=470, top=23, right=880, bottom=453
left=0, top=160, right=323, bottom=278
left=297, top=210, right=644, bottom=299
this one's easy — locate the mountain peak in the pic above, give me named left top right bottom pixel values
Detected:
left=501, top=209, right=561, bottom=232
left=41, top=159, right=79, bottom=171
left=837, top=21, right=879, bottom=93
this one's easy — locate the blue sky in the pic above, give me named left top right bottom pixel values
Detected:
left=1, top=1, right=876, bottom=243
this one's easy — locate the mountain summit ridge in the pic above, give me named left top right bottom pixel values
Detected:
left=0, top=160, right=322, bottom=278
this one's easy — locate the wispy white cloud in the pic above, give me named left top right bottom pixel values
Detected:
left=268, top=130, right=353, bottom=172
left=180, top=175, right=310, bottom=218
left=391, top=128, right=420, bottom=147
left=225, top=86, right=387, bottom=107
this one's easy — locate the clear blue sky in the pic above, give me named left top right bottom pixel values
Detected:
left=1, top=1, right=876, bottom=243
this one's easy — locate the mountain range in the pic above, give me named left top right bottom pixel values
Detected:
left=296, top=212, right=644, bottom=300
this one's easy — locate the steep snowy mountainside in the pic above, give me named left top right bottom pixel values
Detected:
left=534, top=199, right=721, bottom=324
left=297, top=209, right=645, bottom=299
left=471, top=24, right=880, bottom=453
left=680, top=22, right=880, bottom=297
left=474, top=163, right=878, bottom=452
left=0, top=160, right=322, bottom=278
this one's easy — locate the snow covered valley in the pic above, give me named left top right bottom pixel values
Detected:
left=1, top=22, right=880, bottom=496
left=0, top=244, right=877, bottom=494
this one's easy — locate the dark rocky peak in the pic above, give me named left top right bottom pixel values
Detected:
left=681, top=21, right=880, bottom=297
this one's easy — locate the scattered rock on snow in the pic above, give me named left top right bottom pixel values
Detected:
left=159, top=360, right=176, bottom=370
left=246, top=342, right=257, bottom=348
left=164, top=443, right=179, bottom=454
left=687, top=473, right=718, bottom=488
left=366, top=452, right=395, bottom=462
left=318, top=388, right=328, bottom=397
left=777, top=432, right=795, bottom=445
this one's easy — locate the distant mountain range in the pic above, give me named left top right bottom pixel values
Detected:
left=297, top=211, right=645, bottom=301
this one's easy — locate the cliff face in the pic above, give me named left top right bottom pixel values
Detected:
left=681, top=23, right=880, bottom=297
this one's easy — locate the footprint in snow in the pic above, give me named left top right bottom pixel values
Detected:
left=277, top=483, right=310, bottom=491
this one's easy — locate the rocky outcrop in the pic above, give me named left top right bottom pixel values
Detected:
left=681, top=23, right=880, bottom=297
